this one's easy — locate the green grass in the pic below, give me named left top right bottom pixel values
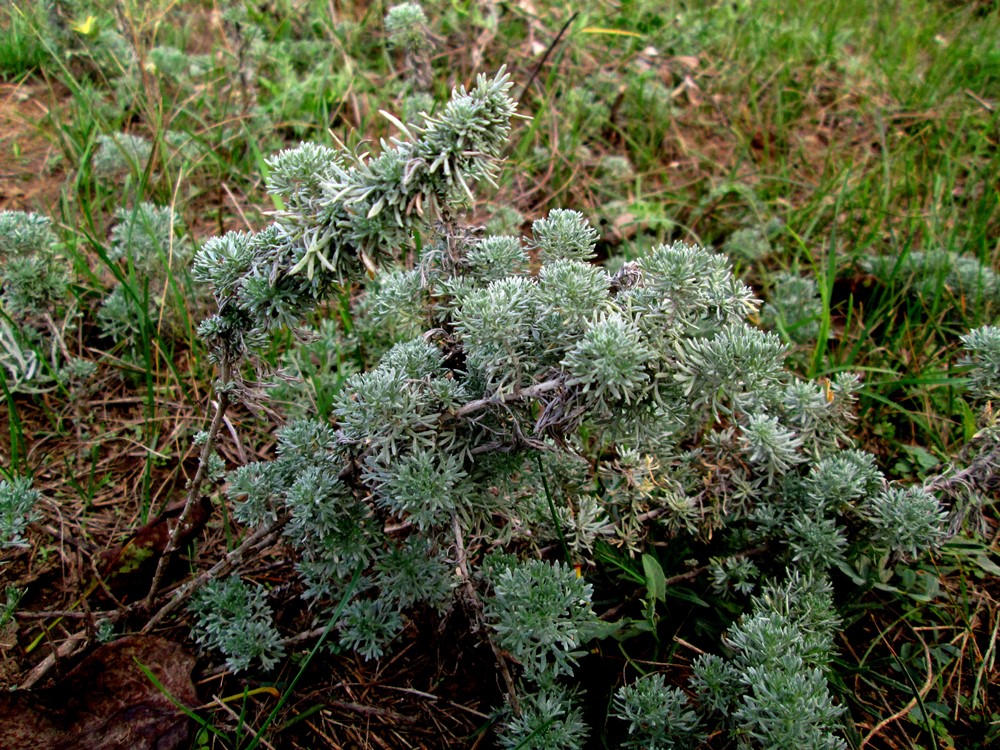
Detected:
left=0, top=4, right=50, bottom=80
left=1, top=0, right=998, bottom=747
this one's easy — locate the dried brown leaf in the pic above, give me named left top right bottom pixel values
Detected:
left=0, top=635, right=197, bottom=750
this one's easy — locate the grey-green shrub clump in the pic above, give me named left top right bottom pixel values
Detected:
left=0, top=211, right=67, bottom=319
left=613, top=673, right=703, bottom=750
left=762, top=271, right=824, bottom=344
left=186, top=68, right=965, bottom=749
left=188, top=575, right=285, bottom=673
left=385, top=3, right=430, bottom=56
left=0, top=211, right=56, bottom=257
left=98, top=202, right=192, bottom=360
left=107, top=202, right=190, bottom=276
left=0, top=211, right=73, bottom=391
left=193, top=68, right=517, bottom=368
left=690, top=572, right=846, bottom=750
left=91, top=133, right=153, bottom=182
left=485, top=558, right=598, bottom=682
left=499, top=686, right=589, bottom=750
left=486, top=556, right=597, bottom=749
left=867, top=486, right=946, bottom=559
left=385, top=2, right=433, bottom=98
left=723, top=225, right=773, bottom=262
left=864, top=249, right=1000, bottom=310
left=0, top=477, right=41, bottom=549
left=961, top=325, right=1000, bottom=401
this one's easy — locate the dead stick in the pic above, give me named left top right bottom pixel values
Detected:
left=517, top=13, right=578, bottom=103
left=455, top=377, right=563, bottom=418
left=143, top=358, right=232, bottom=610
left=20, top=631, right=89, bottom=689
left=143, top=518, right=284, bottom=633
left=452, top=513, right=520, bottom=715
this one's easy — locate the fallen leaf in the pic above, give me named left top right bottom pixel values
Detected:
left=671, top=55, right=700, bottom=72
left=94, top=497, right=212, bottom=604
left=0, top=635, right=197, bottom=750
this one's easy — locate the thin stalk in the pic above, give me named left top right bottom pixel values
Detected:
left=143, top=515, right=285, bottom=633
left=143, top=356, right=233, bottom=610
left=452, top=513, right=520, bottom=715
left=535, top=453, right=571, bottom=563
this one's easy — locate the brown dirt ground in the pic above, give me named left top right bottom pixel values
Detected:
left=0, top=81, right=65, bottom=214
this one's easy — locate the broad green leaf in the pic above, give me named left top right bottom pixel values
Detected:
left=642, top=553, right=666, bottom=603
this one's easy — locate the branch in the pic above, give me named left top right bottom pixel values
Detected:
left=454, top=376, right=564, bottom=418
left=20, top=631, right=89, bottom=689
left=142, top=517, right=285, bottom=633
left=517, top=13, right=578, bottom=102
left=451, top=513, right=520, bottom=715
left=143, top=358, right=233, bottom=610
